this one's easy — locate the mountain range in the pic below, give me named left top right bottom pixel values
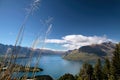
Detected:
left=0, top=43, right=65, bottom=57
left=0, top=42, right=116, bottom=61
left=63, top=41, right=116, bottom=61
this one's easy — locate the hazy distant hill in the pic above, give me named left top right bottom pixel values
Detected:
left=63, top=42, right=116, bottom=61
left=0, top=43, right=65, bottom=57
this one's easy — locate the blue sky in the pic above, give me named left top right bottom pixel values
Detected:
left=0, top=0, right=120, bottom=51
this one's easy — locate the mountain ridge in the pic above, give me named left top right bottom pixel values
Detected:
left=0, top=43, right=65, bottom=57
left=63, top=41, right=116, bottom=61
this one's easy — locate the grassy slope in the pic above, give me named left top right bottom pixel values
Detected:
left=63, top=50, right=100, bottom=61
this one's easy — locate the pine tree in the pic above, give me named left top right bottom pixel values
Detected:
left=87, top=64, right=93, bottom=80
left=111, top=43, right=120, bottom=80
left=79, top=62, right=87, bottom=80
left=94, top=59, right=103, bottom=80
left=103, top=57, right=110, bottom=80
left=79, top=62, right=93, bottom=80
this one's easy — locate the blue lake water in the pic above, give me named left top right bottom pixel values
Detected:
left=15, top=55, right=83, bottom=79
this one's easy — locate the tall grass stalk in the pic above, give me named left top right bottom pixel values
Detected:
left=0, top=0, right=41, bottom=79
left=32, top=24, right=52, bottom=78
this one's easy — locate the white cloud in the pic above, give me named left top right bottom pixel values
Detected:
left=45, top=34, right=113, bottom=50
left=45, top=39, right=66, bottom=44
left=41, top=47, right=66, bottom=52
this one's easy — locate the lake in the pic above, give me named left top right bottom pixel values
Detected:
left=14, top=55, right=83, bottom=79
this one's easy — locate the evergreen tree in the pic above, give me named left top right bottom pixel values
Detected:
left=79, top=62, right=87, bottom=80
left=86, top=64, right=93, bottom=80
left=58, top=73, right=75, bottom=80
left=79, top=62, right=93, bottom=80
left=94, top=59, right=103, bottom=80
left=111, top=43, right=120, bottom=80
left=103, top=57, right=110, bottom=80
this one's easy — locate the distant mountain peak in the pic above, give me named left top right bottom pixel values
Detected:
left=63, top=41, right=116, bottom=61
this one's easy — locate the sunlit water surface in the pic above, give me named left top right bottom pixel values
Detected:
left=14, top=55, right=83, bottom=79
